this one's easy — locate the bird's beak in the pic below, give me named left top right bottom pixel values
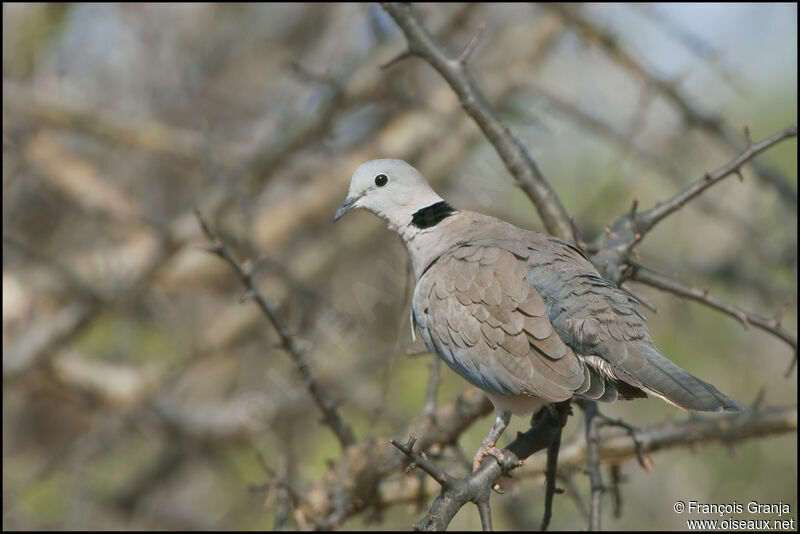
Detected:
left=333, top=195, right=360, bottom=222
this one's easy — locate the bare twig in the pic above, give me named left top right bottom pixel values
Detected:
left=589, top=123, right=797, bottom=283
left=381, top=2, right=575, bottom=241
left=525, top=403, right=796, bottom=474
left=598, top=415, right=651, bottom=472
left=411, top=404, right=566, bottom=531
left=458, top=22, right=486, bottom=64
left=294, top=388, right=493, bottom=529
left=630, top=264, right=797, bottom=370
left=391, top=435, right=453, bottom=488
left=582, top=401, right=604, bottom=531
left=635, top=123, right=797, bottom=234
left=195, top=209, right=355, bottom=448
left=608, top=464, right=624, bottom=519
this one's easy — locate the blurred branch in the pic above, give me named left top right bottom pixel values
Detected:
left=630, top=4, right=749, bottom=96
left=634, top=124, right=797, bottom=234
left=551, top=4, right=798, bottom=208
left=3, top=302, right=97, bottom=378
left=195, top=209, right=356, bottom=448
left=629, top=264, right=798, bottom=372
left=110, top=438, right=188, bottom=514
left=2, top=234, right=177, bottom=379
left=521, top=83, right=772, bottom=243
left=4, top=83, right=208, bottom=160
left=3, top=234, right=104, bottom=303
left=294, top=388, right=492, bottom=529
left=420, top=357, right=441, bottom=421
left=381, top=2, right=575, bottom=241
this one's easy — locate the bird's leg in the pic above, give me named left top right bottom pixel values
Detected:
left=473, top=411, right=511, bottom=471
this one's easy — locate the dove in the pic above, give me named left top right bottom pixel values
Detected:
left=334, top=159, right=741, bottom=471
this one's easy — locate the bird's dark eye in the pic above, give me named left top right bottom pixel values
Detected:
left=374, top=174, right=388, bottom=187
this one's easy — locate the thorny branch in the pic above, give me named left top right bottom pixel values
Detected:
left=630, top=264, right=798, bottom=373
left=391, top=402, right=566, bottom=531
left=527, top=403, right=797, bottom=474
left=374, top=3, right=796, bottom=531
left=4, top=4, right=795, bottom=532
left=381, top=2, right=576, bottom=242
left=195, top=209, right=356, bottom=448
left=588, top=123, right=797, bottom=283
left=583, top=401, right=604, bottom=531
left=635, top=124, right=797, bottom=234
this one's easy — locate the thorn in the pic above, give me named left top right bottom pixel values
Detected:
left=629, top=198, right=639, bottom=219
left=199, top=243, right=223, bottom=255
left=381, top=49, right=412, bottom=70
left=734, top=168, right=744, bottom=182
left=704, top=171, right=712, bottom=180
left=634, top=233, right=642, bottom=241
left=641, top=456, right=655, bottom=472
left=701, top=286, right=710, bottom=297
left=738, top=312, right=751, bottom=329
left=240, top=289, right=257, bottom=303
left=784, top=354, right=798, bottom=378
left=771, top=300, right=790, bottom=327
left=242, top=258, right=254, bottom=276
left=604, top=225, right=611, bottom=234
left=744, top=125, right=752, bottom=148
left=751, top=388, right=766, bottom=409
left=459, top=22, right=486, bottom=64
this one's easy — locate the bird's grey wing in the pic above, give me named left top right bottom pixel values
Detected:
left=412, top=244, right=587, bottom=402
left=523, top=235, right=740, bottom=412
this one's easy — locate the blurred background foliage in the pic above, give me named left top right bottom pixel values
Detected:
left=2, top=3, right=797, bottom=530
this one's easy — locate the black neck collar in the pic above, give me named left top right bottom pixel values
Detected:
left=411, top=201, right=455, bottom=229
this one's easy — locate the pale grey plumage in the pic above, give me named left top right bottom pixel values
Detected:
left=335, top=159, right=740, bottom=461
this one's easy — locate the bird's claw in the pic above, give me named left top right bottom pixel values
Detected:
left=472, top=444, right=505, bottom=471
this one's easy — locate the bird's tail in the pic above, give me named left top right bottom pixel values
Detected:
left=625, top=341, right=741, bottom=412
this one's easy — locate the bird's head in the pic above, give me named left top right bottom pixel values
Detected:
left=333, top=159, right=445, bottom=231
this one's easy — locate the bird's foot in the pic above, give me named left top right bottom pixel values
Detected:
left=472, top=443, right=505, bottom=472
